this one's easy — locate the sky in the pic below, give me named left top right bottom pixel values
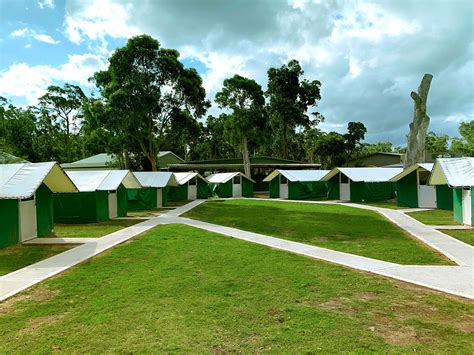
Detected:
left=0, top=0, right=473, bottom=146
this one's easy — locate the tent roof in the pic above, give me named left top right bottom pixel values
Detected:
left=428, top=157, right=474, bottom=187
left=0, top=152, right=29, bottom=164
left=322, top=167, right=403, bottom=182
left=263, top=169, right=330, bottom=182
left=66, top=170, right=141, bottom=192
left=207, top=172, right=256, bottom=184
left=133, top=172, right=178, bottom=188
left=173, top=172, right=208, bottom=185
left=0, top=162, right=77, bottom=199
left=390, top=163, right=434, bottom=182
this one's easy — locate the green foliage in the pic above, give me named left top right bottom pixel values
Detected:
left=450, top=120, right=474, bottom=156
left=266, top=59, right=322, bottom=158
left=425, top=131, right=449, bottom=155
left=92, top=34, right=209, bottom=170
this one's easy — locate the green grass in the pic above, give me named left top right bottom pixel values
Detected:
left=0, top=224, right=471, bottom=353
left=0, top=244, right=74, bottom=276
left=361, top=200, right=406, bottom=209
left=184, top=200, right=452, bottom=265
left=441, top=229, right=474, bottom=246
left=53, top=220, right=141, bottom=238
left=407, top=209, right=458, bottom=226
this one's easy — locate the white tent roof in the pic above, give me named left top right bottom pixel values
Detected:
left=0, top=162, right=77, bottom=199
left=263, top=169, right=330, bottom=182
left=207, top=172, right=256, bottom=184
left=322, top=167, right=403, bottom=182
left=66, top=170, right=141, bottom=192
left=173, top=172, right=208, bottom=185
left=133, top=172, right=178, bottom=188
left=390, top=163, right=434, bottom=182
left=428, top=157, right=474, bottom=187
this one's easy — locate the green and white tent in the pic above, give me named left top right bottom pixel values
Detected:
left=263, top=169, right=330, bottom=199
left=322, top=167, right=402, bottom=202
left=168, top=172, right=210, bottom=201
left=207, top=172, right=255, bottom=198
left=128, top=172, right=178, bottom=210
left=390, top=163, right=453, bottom=209
left=429, top=157, right=474, bottom=226
left=54, top=170, right=141, bottom=223
left=0, top=162, right=77, bottom=248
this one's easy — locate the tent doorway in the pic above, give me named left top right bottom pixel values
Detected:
left=108, top=191, right=117, bottom=218
left=340, top=174, right=350, bottom=201
left=156, top=189, right=163, bottom=208
left=232, top=175, right=242, bottom=197
left=462, top=188, right=472, bottom=225
left=19, top=197, right=37, bottom=242
left=279, top=175, right=288, bottom=199
left=418, top=170, right=436, bottom=208
left=188, top=177, right=197, bottom=200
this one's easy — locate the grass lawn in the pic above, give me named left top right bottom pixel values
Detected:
left=361, top=200, right=406, bottom=210
left=441, top=229, right=474, bottom=246
left=184, top=200, right=452, bottom=265
left=0, top=244, right=74, bottom=276
left=52, top=220, right=141, bottom=238
left=0, top=225, right=472, bottom=352
left=407, top=209, right=458, bottom=226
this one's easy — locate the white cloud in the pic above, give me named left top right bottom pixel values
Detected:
left=38, top=0, right=55, bottom=9
left=11, top=28, right=29, bottom=37
left=33, top=34, right=60, bottom=44
left=0, top=53, right=106, bottom=104
left=10, top=28, right=60, bottom=45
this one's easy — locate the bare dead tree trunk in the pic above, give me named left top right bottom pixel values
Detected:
left=405, top=73, right=433, bottom=168
left=242, top=136, right=251, bottom=178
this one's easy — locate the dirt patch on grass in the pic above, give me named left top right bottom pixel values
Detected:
left=373, top=324, right=431, bottom=345
left=319, top=297, right=359, bottom=314
left=0, top=286, right=60, bottom=315
left=19, top=313, right=66, bottom=335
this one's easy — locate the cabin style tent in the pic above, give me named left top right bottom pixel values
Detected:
left=168, top=172, right=210, bottom=201
left=263, top=170, right=330, bottom=199
left=322, top=167, right=402, bottom=202
left=207, top=172, right=255, bottom=198
left=390, top=163, right=453, bottom=209
left=429, top=157, right=474, bottom=226
left=54, top=170, right=141, bottom=223
left=0, top=162, right=77, bottom=247
left=128, top=172, right=178, bottom=210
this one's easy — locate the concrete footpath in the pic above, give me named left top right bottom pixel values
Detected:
left=1, top=199, right=473, bottom=301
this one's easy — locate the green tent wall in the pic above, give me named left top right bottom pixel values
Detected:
left=35, top=183, right=54, bottom=237
left=436, top=185, right=453, bottom=210
left=327, top=175, right=340, bottom=200
left=117, top=184, right=128, bottom=217
left=288, top=181, right=327, bottom=200
left=350, top=181, right=395, bottom=202
left=168, top=184, right=188, bottom=201
left=395, top=171, right=418, bottom=207
left=453, top=187, right=474, bottom=225
left=211, top=180, right=232, bottom=198
left=269, top=176, right=280, bottom=198
left=54, top=190, right=109, bottom=223
left=197, top=178, right=210, bottom=199
left=242, top=177, right=254, bottom=197
left=0, top=199, right=19, bottom=248
left=127, top=187, right=158, bottom=211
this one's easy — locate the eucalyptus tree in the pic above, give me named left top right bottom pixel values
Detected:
left=215, top=74, right=266, bottom=177
left=93, top=34, right=209, bottom=171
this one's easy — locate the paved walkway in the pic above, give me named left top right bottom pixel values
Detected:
left=1, top=198, right=473, bottom=301
left=0, top=201, right=202, bottom=302
left=431, top=225, right=473, bottom=230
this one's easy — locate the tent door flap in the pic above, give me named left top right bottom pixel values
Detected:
left=108, top=192, right=118, bottom=219
left=188, top=185, right=197, bottom=200
left=157, top=189, right=162, bottom=208
left=279, top=182, right=288, bottom=199
left=418, top=185, right=437, bottom=208
left=462, top=189, right=472, bottom=225
left=19, top=197, right=37, bottom=242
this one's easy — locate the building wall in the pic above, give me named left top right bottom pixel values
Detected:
left=347, top=154, right=402, bottom=167
left=158, top=153, right=183, bottom=169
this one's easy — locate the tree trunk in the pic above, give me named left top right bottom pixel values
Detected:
left=123, top=149, right=130, bottom=170
left=405, top=73, right=433, bottom=168
left=150, top=155, right=158, bottom=171
left=242, top=136, right=251, bottom=178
